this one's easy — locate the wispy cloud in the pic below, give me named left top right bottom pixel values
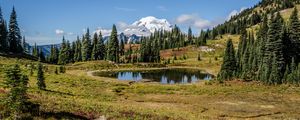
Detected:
left=114, top=7, right=136, bottom=12
left=55, top=29, right=75, bottom=36
left=176, top=14, right=213, bottom=30
left=94, top=27, right=112, bottom=36
left=157, top=6, right=167, bottom=11
left=227, top=7, right=247, bottom=20
left=55, top=29, right=64, bottom=35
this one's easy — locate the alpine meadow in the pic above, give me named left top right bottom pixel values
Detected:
left=1, top=0, right=300, bottom=119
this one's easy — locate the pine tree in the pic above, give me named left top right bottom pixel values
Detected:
left=4, top=64, right=30, bottom=118
left=66, top=40, right=72, bottom=63
left=36, top=63, right=46, bottom=90
left=260, top=13, right=286, bottom=84
left=91, top=33, right=99, bottom=60
left=269, top=53, right=282, bottom=85
left=22, top=36, right=28, bottom=53
left=287, top=63, right=300, bottom=85
left=0, top=6, right=8, bottom=52
left=188, top=27, right=193, bottom=45
left=8, top=7, right=23, bottom=53
left=107, top=25, right=119, bottom=62
left=257, top=14, right=269, bottom=67
left=70, top=41, right=75, bottom=63
left=58, top=36, right=68, bottom=65
left=217, top=39, right=237, bottom=80
left=39, top=50, right=45, bottom=62
left=120, top=38, right=125, bottom=56
left=288, top=7, right=300, bottom=63
left=74, top=36, right=82, bottom=62
left=49, top=45, right=58, bottom=64
left=82, top=28, right=92, bottom=61
left=98, top=32, right=106, bottom=60
left=236, top=29, right=248, bottom=75
left=32, top=43, right=39, bottom=57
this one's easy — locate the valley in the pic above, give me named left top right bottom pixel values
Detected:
left=0, top=55, right=300, bottom=119
left=1, top=0, right=300, bottom=119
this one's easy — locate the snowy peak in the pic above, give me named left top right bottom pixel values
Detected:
left=131, top=16, right=172, bottom=33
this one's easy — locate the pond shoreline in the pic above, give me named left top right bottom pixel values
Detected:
left=89, top=67, right=214, bottom=84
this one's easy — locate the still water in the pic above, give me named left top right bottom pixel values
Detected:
left=95, top=69, right=213, bottom=84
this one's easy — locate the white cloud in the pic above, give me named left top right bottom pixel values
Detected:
left=94, top=28, right=112, bottom=36
left=114, top=7, right=136, bottom=12
left=227, top=7, right=247, bottom=20
left=176, top=14, right=213, bottom=30
left=55, top=29, right=64, bottom=35
left=157, top=6, right=167, bottom=11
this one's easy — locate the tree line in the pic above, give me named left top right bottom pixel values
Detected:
left=218, top=8, right=300, bottom=85
left=44, top=24, right=210, bottom=64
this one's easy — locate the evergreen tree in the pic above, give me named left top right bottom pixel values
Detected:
left=217, top=39, right=237, bottom=80
left=268, top=53, right=282, bottom=84
left=287, top=63, right=300, bottom=85
left=188, top=27, right=193, bottom=45
left=39, top=50, right=45, bottom=62
left=236, top=29, right=248, bottom=75
left=74, top=36, right=82, bottom=62
left=22, top=36, right=28, bottom=53
left=91, top=33, right=99, bottom=60
left=7, top=7, right=23, bottom=53
left=98, top=32, right=106, bottom=60
left=49, top=45, right=59, bottom=64
left=107, top=25, right=119, bottom=62
left=65, top=40, right=72, bottom=63
left=36, top=63, right=46, bottom=90
left=32, top=43, right=39, bottom=57
left=0, top=6, right=8, bottom=52
left=58, top=36, right=68, bottom=65
left=82, top=28, right=92, bottom=61
left=70, top=41, right=75, bottom=63
left=4, top=64, right=30, bottom=118
left=288, top=7, right=300, bottom=63
left=262, top=13, right=285, bottom=84
left=120, top=38, right=125, bottom=56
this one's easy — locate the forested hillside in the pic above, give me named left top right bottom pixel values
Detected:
left=218, top=0, right=300, bottom=85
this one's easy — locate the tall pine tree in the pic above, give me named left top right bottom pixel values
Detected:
left=37, top=63, right=46, bottom=90
left=82, top=28, right=92, bottom=61
left=288, top=7, right=300, bottom=63
left=217, top=39, right=237, bottom=80
left=107, top=25, right=119, bottom=62
left=8, top=7, right=23, bottom=53
left=0, top=6, right=8, bottom=52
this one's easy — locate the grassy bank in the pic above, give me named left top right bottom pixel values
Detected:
left=0, top=56, right=299, bottom=119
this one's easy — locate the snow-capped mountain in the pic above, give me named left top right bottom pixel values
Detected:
left=124, top=16, right=173, bottom=36
left=34, top=16, right=172, bottom=55
left=132, top=16, right=172, bottom=33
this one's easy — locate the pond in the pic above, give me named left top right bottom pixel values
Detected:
left=94, top=68, right=213, bottom=84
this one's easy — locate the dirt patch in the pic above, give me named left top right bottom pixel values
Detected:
left=160, top=47, right=190, bottom=58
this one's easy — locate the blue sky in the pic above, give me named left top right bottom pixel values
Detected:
left=1, top=0, right=261, bottom=45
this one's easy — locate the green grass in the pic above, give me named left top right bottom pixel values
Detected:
left=1, top=34, right=300, bottom=120
left=0, top=56, right=300, bottom=119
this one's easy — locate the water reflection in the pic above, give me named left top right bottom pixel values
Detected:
left=96, top=69, right=213, bottom=84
